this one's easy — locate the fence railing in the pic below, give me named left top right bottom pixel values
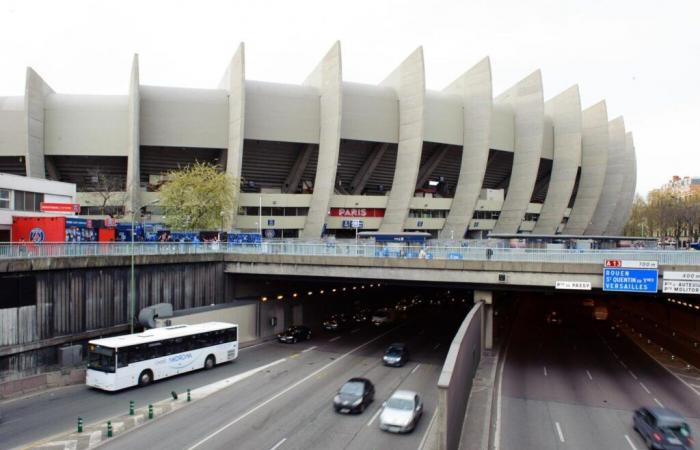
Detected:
left=2, top=242, right=700, bottom=266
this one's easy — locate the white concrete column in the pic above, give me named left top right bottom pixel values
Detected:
left=492, top=71, right=545, bottom=234
left=24, top=68, right=54, bottom=178
left=126, top=54, right=141, bottom=219
left=474, top=290, right=493, bottom=350
left=605, top=130, right=636, bottom=235
left=533, top=85, right=582, bottom=234
left=588, top=117, right=626, bottom=235
left=301, top=41, right=343, bottom=239
left=565, top=101, right=609, bottom=235
left=219, top=43, right=246, bottom=228
left=440, top=58, right=492, bottom=240
left=619, top=132, right=637, bottom=233
left=378, top=47, right=426, bottom=233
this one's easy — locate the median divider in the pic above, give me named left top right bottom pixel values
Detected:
left=25, top=358, right=287, bottom=449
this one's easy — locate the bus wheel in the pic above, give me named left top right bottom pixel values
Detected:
left=138, top=370, right=153, bottom=387
left=204, top=355, right=216, bottom=370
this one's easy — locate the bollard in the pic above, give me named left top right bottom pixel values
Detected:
left=107, top=420, right=112, bottom=438
left=148, top=404, right=153, bottom=419
left=187, top=389, right=191, bottom=402
left=77, top=417, right=83, bottom=433
left=129, top=400, right=134, bottom=416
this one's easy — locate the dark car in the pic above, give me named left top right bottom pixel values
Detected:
left=352, top=308, right=371, bottom=323
left=633, top=407, right=693, bottom=449
left=383, top=343, right=409, bottom=367
left=323, top=314, right=349, bottom=331
left=277, top=325, right=312, bottom=344
left=333, top=378, right=375, bottom=414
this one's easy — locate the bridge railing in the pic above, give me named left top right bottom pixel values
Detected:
left=1, top=242, right=700, bottom=265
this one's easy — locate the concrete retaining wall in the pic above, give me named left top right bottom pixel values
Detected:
left=436, top=301, right=483, bottom=450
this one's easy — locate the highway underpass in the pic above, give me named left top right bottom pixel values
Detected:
left=3, top=279, right=700, bottom=450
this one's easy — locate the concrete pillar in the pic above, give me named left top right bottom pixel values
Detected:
left=301, top=41, right=343, bottom=239
left=606, top=131, right=636, bottom=235
left=126, top=54, right=141, bottom=219
left=588, top=117, right=626, bottom=235
left=24, top=68, right=54, bottom=178
left=474, top=290, right=493, bottom=350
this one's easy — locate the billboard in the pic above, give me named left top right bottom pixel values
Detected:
left=11, top=216, right=66, bottom=243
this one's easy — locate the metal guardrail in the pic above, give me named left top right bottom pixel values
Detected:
left=1, top=242, right=700, bottom=265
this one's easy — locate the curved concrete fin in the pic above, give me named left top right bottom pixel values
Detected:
left=378, top=47, right=426, bottom=233
left=126, top=54, right=141, bottom=218
left=588, top=116, right=626, bottom=235
left=221, top=43, right=246, bottom=228
left=492, top=70, right=545, bottom=234
left=24, top=67, right=54, bottom=178
left=439, top=57, right=492, bottom=239
left=608, top=131, right=636, bottom=234
left=620, top=132, right=637, bottom=232
left=565, top=100, right=608, bottom=235
left=533, top=85, right=582, bottom=234
left=301, top=41, right=343, bottom=238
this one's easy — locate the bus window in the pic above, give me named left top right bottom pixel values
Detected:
left=88, top=345, right=116, bottom=373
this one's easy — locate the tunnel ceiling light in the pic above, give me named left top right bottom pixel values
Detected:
left=370, top=284, right=374, bottom=288
left=342, top=287, right=346, bottom=291
left=377, top=283, right=381, bottom=287
left=293, top=293, right=298, bottom=298
left=361, top=285, right=365, bottom=289
left=320, top=290, right=325, bottom=294
left=307, top=291, right=313, bottom=295
left=261, top=296, right=268, bottom=302
left=332, top=288, right=337, bottom=292
left=352, top=286, right=357, bottom=290
left=277, top=295, right=284, bottom=300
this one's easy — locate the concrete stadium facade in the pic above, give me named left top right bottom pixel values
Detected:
left=0, top=43, right=636, bottom=238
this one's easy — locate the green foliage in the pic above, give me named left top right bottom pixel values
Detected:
left=624, top=189, right=700, bottom=242
left=158, top=162, right=234, bottom=231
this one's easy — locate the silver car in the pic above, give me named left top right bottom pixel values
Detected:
left=379, top=390, right=423, bottom=433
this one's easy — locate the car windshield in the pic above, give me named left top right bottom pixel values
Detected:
left=386, top=347, right=402, bottom=355
left=386, top=397, right=414, bottom=411
left=374, top=311, right=387, bottom=318
left=340, top=382, right=364, bottom=396
left=87, top=345, right=115, bottom=373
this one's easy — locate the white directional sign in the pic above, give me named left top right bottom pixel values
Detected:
left=555, top=281, right=592, bottom=291
left=663, top=271, right=700, bottom=294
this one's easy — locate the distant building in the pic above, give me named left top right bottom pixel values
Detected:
left=0, top=173, right=77, bottom=241
left=662, top=176, right=700, bottom=198
left=0, top=44, right=637, bottom=239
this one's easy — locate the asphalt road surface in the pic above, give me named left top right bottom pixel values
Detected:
left=1, top=306, right=462, bottom=450
left=499, top=298, right=700, bottom=450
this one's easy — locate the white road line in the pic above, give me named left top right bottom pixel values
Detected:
left=625, top=434, right=638, bottom=450
left=366, top=407, right=383, bottom=427
left=620, top=360, right=628, bottom=369
left=493, top=335, right=512, bottom=450
left=418, top=408, right=439, bottom=450
left=410, top=364, right=422, bottom=375
left=654, top=398, right=664, bottom=407
left=629, top=370, right=638, bottom=380
left=269, top=437, right=287, bottom=450
left=639, top=382, right=651, bottom=394
left=544, top=366, right=548, bottom=377
left=301, top=346, right=317, bottom=353
left=329, top=336, right=341, bottom=342
left=586, top=370, right=593, bottom=380
left=433, top=343, right=440, bottom=350
left=555, top=421, right=565, bottom=443
left=186, top=326, right=401, bottom=450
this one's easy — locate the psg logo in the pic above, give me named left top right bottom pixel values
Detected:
left=29, top=227, right=45, bottom=243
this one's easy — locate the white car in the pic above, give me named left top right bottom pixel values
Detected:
left=379, top=390, right=423, bottom=433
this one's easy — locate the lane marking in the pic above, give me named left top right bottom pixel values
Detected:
left=418, top=408, right=439, bottom=450
left=543, top=366, right=548, bottom=377
left=555, top=421, right=565, bottom=443
left=586, top=370, right=593, bottom=381
left=269, top=437, right=287, bottom=450
left=351, top=328, right=361, bottom=334
left=625, top=434, right=638, bottom=450
left=493, top=334, right=513, bottom=450
left=366, top=406, right=383, bottom=427
left=620, top=360, right=628, bottom=369
left=410, top=364, right=421, bottom=375
left=433, top=343, right=440, bottom=350
left=654, top=398, right=664, bottom=407
left=190, top=358, right=287, bottom=398
left=629, top=370, right=638, bottom=380
left=639, top=382, right=651, bottom=394
left=329, top=336, right=341, bottom=342
left=301, top=346, right=317, bottom=353
left=186, top=325, right=401, bottom=450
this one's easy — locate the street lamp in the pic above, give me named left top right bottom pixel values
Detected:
left=219, top=210, right=225, bottom=240
left=130, top=198, right=159, bottom=334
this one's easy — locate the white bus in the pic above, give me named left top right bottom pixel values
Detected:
left=86, top=322, right=238, bottom=391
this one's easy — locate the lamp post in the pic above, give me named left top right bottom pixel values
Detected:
left=258, top=195, right=263, bottom=236
left=130, top=198, right=159, bottom=334
left=219, top=210, right=225, bottom=240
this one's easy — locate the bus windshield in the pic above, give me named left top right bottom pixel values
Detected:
left=88, top=345, right=115, bottom=373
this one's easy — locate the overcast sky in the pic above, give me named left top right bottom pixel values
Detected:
left=1, top=0, right=698, bottom=195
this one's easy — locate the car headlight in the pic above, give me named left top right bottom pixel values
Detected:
left=352, top=398, right=362, bottom=406
left=334, top=395, right=341, bottom=403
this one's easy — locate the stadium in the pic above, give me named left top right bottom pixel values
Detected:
left=0, top=42, right=636, bottom=239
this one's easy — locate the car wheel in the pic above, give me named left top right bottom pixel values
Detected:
left=204, top=355, right=216, bottom=370
left=138, top=370, right=153, bottom=387
left=644, top=436, right=652, bottom=449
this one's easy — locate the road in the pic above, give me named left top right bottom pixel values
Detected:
left=499, top=298, right=700, bottom=450
left=1, top=306, right=461, bottom=450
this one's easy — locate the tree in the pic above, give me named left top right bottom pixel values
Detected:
left=158, top=162, right=234, bottom=231
left=87, top=168, right=127, bottom=216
